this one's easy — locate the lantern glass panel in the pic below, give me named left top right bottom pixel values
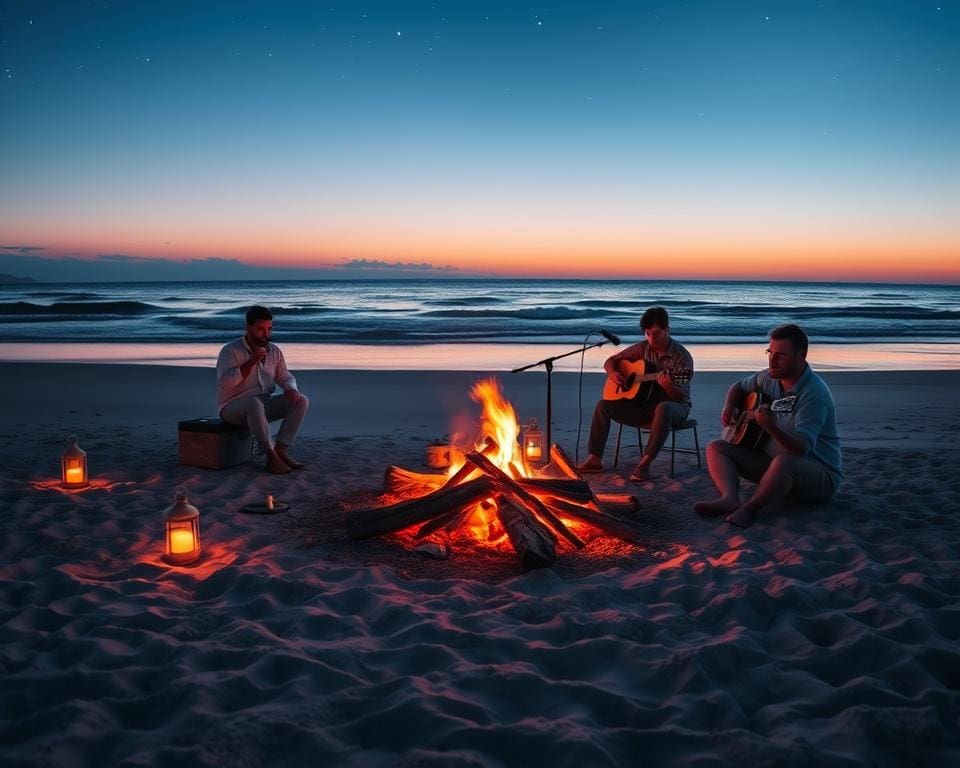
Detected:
left=61, top=435, right=88, bottom=486
left=163, top=487, right=201, bottom=565
left=523, top=419, right=544, bottom=462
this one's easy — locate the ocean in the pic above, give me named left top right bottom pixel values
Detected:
left=1, top=279, right=958, bottom=370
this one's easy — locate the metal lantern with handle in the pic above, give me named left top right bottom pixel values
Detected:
left=61, top=434, right=88, bottom=487
left=163, top=486, right=202, bottom=565
left=523, top=418, right=544, bottom=463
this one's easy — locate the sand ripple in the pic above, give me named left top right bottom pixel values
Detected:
left=2, top=437, right=959, bottom=767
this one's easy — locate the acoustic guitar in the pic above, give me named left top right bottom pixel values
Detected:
left=602, top=360, right=692, bottom=402
left=723, top=392, right=766, bottom=448
left=723, top=391, right=797, bottom=448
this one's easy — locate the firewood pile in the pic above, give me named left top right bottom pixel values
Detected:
left=347, top=441, right=646, bottom=569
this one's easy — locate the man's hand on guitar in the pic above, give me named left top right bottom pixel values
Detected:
left=610, top=371, right=626, bottom=389
left=656, top=371, right=672, bottom=389
left=754, top=404, right=774, bottom=431
left=720, top=405, right=737, bottom=427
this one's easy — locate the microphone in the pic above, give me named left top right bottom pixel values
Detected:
left=600, top=329, right=621, bottom=346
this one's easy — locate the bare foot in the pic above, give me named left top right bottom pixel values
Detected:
left=694, top=497, right=741, bottom=517
left=577, top=456, right=603, bottom=473
left=629, top=462, right=650, bottom=482
left=266, top=454, right=291, bottom=474
left=725, top=507, right=756, bottom=528
left=275, top=445, right=305, bottom=470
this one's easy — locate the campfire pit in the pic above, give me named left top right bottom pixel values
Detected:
left=346, top=378, right=646, bottom=569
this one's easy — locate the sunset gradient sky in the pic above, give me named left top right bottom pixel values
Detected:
left=1, top=1, right=958, bottom=282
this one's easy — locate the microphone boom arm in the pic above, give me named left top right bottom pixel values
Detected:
left=511, top=336, right=615, bottom=450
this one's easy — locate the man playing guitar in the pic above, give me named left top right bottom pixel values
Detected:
left=578, top=306, right=695, bottom=481
left=694, top=324, right=843, bottom=527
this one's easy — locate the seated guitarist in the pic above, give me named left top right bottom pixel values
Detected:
left=695, top=323, right=843, bottom=528
left=579, top=306, right=694, bottom=481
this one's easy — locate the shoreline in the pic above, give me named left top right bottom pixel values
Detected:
left=2, top=340, right=959, bottom=371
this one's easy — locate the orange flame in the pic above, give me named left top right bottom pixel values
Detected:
left=464, top=376, right=528, bottom=476
left=445, top=376, right=530, bottom=545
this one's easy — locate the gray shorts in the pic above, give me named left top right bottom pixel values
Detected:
left=712, top=440, right=838, bottom=502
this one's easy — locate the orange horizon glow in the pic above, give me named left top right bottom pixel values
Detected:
left=16, top=234, right=960, bottom=283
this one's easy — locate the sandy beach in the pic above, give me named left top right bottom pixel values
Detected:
left=1, top=362, right=959, bottom=766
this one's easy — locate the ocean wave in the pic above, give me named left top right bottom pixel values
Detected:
left=690, top=305, right=960, bottom=320
left=426, top=297, right=510, bottom=306
left=568, top=299, right=713, bottom=309
left=420, top=307, right=621, bottom=320
left=208, top=305, right=411, bottom=317
left=0, top=301, right=170, bottom=316
left=21, top=292, right=103, bottom=300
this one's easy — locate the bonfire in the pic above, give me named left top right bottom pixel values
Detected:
left=347, top=378, right=646, bottom=569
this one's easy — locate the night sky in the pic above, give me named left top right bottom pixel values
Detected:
left=1, top=1, right=957, bottom=281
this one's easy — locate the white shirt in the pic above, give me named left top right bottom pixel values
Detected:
left=216, top=337, right=298, bottom=412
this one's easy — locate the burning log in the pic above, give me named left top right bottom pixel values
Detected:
left=383, top=466, right=446, bottom=496
left=549, top=444, right=641, bottom=517
left=464, top=450, right=585, bottom=549
left=414, top=499, right=485, bottom=540
left=595, top=493, right=640, bottom=516
left=548, top=443, right=587, bottom=482
left=385, top=466, right=594, bottom=504
left=382, top=437, right=500, bottom=496
left=440, top=436, right=499, bottom=489
left=518, top=478, right=594, bottom=502
left=348, top=476, right=495, bottom=539
left=496, top=497, right=556, bottom=569
left=544, top=497, right=647, bottom=545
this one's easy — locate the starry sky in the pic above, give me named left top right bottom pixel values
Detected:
left=1, top=1, right=958, bottom=282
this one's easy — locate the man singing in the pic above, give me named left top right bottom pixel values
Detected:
left=217, top=305, right=309, bottom=474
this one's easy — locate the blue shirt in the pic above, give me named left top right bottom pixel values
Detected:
left=736, top=365, right=843, bottom=480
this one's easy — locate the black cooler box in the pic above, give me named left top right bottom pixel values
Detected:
left=178, top=418, right=251, bottom=469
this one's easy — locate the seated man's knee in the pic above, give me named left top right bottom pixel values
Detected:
left=594, top=399, right=616, bottom=421
left=706, top=439, right=726, bottom=459
left=768, top=453, right=801, bottom=475
left=297, top=393, right=310, bottom=411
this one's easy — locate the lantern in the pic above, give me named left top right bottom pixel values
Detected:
left=61, top=434, right=88, bottom=487
left=523, top=418, right=544, bottom=463
left=163, top=486, right=201, bottom=565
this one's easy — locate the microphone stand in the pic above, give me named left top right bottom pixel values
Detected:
left=511, top=338, right=613, bottom=450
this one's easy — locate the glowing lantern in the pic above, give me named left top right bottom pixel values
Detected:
left=61, top=434, right=88, bottom=487
left=523, top=418, right=544, bottom=463
left=163, top=486, right=201, bottom=565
